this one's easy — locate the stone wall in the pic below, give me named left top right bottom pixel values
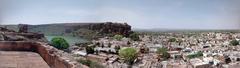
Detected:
left=0, top=41, right=88, bottom=68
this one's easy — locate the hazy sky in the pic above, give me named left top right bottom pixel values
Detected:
left=0, top=0, right=240, bottom=29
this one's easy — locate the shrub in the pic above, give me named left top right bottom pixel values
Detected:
left=230, top=39, right=239, bottom=46
left=157, top=47, right=168, bottom=54
left=114, top=45, right=121, bottom=54
left=51, top=37, right=69, bottom=50
left=77, top=59, right=92, bottom=66
left=86, top=46, right=95, bottom=54
left=89, top=62, right=105, bottom=68
left=168, top=38, right=177, bottom=42
left=162, top=51, right=170, bottom=60
left=77, top=59, right=104, bottom=68
left=113, top=34, right=123, bottom=41
left=119, top=47, right=138, bottom=65
left=129, top=32, right=140, bottom=41
left=157, top=47, right=170, bottom=60
left=187, top=51, right=203, bottom=59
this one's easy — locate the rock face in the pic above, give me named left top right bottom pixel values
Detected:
left=0, top=26, right=46, bottom=42
left=0, top=27, right=15, bottom=32
left=88, top=22, right=132, bottom=36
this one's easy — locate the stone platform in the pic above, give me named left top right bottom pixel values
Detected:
left=0, top=51, right=50, bottom=68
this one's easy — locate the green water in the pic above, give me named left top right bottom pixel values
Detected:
left=45, top=35, right=88, bottom=45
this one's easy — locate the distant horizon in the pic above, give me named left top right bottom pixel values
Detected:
left=1, top=22, right=240, bottom=30
left=1, top=0, right=240, bottom=29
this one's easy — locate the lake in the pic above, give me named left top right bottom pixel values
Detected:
left=45, top=36, right=89, bottom=45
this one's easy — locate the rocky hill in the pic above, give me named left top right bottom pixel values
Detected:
left=0, top=26, right=47, bottom=42
left=1, top=22, right=132, bottom=39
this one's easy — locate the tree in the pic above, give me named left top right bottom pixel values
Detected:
left=51, top=37, right=69, bottom=50
left=86, top=46, right=95, bottom=54
left=113, top=34, right=123, bottom=41
left=157, top=47, right=168, bottom=54
left=114, top=45, right=121, bottom=54
left=187, top=51, right=203, bottom=59
left=157, top=47, right=170, bottom=60
left=119, top=47, right=138, bottom=65
left=129, top=32, right=140, bottom=41
left=168, top=38, right=177, bottom=42
left=162, top=51, right=170, bottom=60
left=230, top=40, right=239, bottom=46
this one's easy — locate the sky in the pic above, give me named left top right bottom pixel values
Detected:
left=0, top=0, right=240, bottom=29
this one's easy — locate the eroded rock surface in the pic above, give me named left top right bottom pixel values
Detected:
left=88, top=22, right=132, bottom=36
left=0, top=26, right=47, bottom=42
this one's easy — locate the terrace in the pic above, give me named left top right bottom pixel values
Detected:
left=0, top=41, right=84, bottom=68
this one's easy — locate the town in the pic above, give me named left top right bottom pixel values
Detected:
left=70, top=31, right=240, bottom=68
left=1, top=0, right=240, bottom=68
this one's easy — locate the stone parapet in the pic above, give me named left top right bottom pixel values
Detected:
left=0, top=41, right=88, bottom=68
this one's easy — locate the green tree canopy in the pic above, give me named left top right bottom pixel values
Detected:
left=157, top=47, right=170, bottom=60
left=119, top=47, right=138, bottom=65
left=168, top=38, right=177, bottom=42
left=230, top=39, right=239, bottom=46
left=187, top=51, right=203, bottom=59
left=51, top=37, right=69, bottom=50
left=157, top=47, right=168, bottom=54
left=113, top=34, right=123, bottom=41
left=129, top=32, right=140, bottom=41
left=86, top=46, right=95, bottom=54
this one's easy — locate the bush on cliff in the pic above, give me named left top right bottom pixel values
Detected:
left=51, top=37, right=69, bottom=50
left=119, top=47, right=138, bottom=65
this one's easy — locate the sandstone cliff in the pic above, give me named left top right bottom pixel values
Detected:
left=1, top=22, right=132, bottom=39
left=88, top=22, right=132, bottom=36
